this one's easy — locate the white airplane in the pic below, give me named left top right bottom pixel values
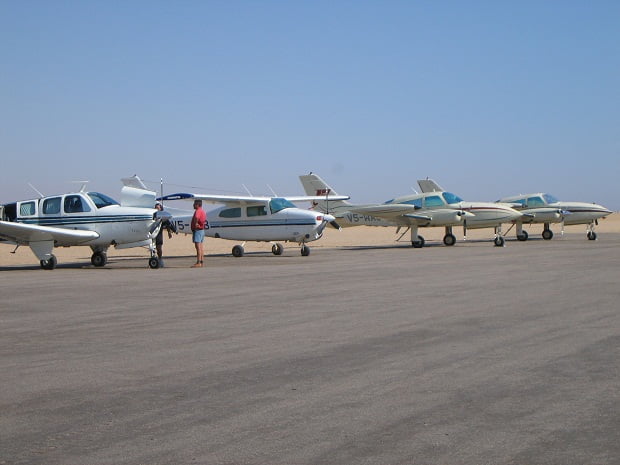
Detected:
left=158, top=191, right=348, bottom=257
left=300, top=173, right=522, bottom=247
left=0, top=176, right=170, bottom=270
left=496, top=192, right=612, bottom=241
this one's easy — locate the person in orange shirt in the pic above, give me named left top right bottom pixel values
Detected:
left=190, top=199, right=207, bottom=267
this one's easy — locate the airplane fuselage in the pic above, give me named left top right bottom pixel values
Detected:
left=1, top=193, right=156, bottom=248
left=170, top=204, right=332, bottom=243
left=386, top=192, right=522, bottom=229
left=498, top=193, right=612, bottom=225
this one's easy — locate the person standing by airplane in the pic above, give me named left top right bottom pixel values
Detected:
left=154, top=202, right=176, bottom=267
left=191, top=199, right=207, bottom=267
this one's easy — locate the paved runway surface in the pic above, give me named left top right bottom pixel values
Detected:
left=2, top=234, right=620, bottom=464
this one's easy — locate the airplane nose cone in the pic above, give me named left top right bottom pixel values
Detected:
left=323, top=214, right=336, bottom=223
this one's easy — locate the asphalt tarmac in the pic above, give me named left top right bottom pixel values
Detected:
left=2, top=234, right=619, bottom=465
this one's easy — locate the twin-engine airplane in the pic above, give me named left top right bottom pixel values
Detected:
left=300, top=173, right=522, bottom=247
left=0, top=177, right=170, bottom=270
left=158, top=191, right=348, bottom=257
left=496, top=192, right=612, bottom=241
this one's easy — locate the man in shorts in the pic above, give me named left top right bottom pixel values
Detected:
left=191, top=199, right=207, bottom=267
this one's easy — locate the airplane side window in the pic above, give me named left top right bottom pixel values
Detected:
left=424, top=195, right=444, bottom=208
left=247, top=206, right=267, bottom=217
left=527, top=196, right=545, bottom=207
left=219, top=207, right=241, bottom=218
left=43, top=197, right=61, bottom=215
left=19, top=201, right=36, bottom=216
left=64, top=195, right=91, bottom=213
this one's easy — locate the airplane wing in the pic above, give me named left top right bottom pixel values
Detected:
left=0, top=221, right=100, bottom=245
left=159, top=193, right=349, bottom=206
left=347, top=205, right=432, bottom=222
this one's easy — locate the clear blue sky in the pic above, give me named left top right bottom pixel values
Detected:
left=2, top=1, right=619, bottom=209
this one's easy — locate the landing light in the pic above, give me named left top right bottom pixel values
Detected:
left=316, top=215, right=323, bottom=221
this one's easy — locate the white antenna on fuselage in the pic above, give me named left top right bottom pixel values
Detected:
left=242, top=184, right=253, bottom=196
left=28, top=183, right=45, bottom=198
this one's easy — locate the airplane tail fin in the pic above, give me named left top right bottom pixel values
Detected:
left=299, top=173, right=351, bottom=213
left=120, top=175, right=156, bottom=208
left=417, top=178, right=444, bottom=193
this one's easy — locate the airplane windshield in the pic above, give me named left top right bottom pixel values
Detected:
left=543, top=193, right=559, bottom=204
left=442, top=192, right=463, bottom=204
left=87, top=192, right=119, bottom=208
left=269, top=197, right=296, bottom=214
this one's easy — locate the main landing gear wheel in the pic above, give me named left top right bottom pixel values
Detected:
left=148, top=257, right=160, bottom=269
left=272, top=243, right=284, bottom=255
left=40, top=255, right=57, bottom=270
left=494, top=236, right=505, bottom=247
left=301, top=245, right=310, bottom=256
left=232, top=245, right=244, bottom=257
left=587, top=231, right=597, bottom=241
left=443, top=234, right=456, bottom=246
left=91, top=251, right=107, bottom=267
left=412, top=236, right=425, bottom=248
left=542, top=229, right=554, bottom=240
left=517, top=231, right=529, bottom=241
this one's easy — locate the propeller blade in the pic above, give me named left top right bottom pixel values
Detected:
left=329, top=220, right=342, bottom=230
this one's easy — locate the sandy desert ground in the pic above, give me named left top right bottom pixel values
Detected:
left=1, top=213, right=619, bottom=267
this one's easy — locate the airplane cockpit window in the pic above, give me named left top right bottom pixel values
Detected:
left=442, top=192, right=464, bottom=205
left=526, top=196, right=545, bottom=207
left=19, top=201, right=36, bottom=216
left=219, top=207, right=241, bottom=218
left=543, top=193, right=559, bottom=204
left=42, top=197, right=61, bottom=215
left=87, top=192, right=119, bottom=208
left=424, top=195, right=445, bottom=208
left=64, top=195, right=91, bottom=213
left=269, top=198, right=296, bottom=214
left=247, top=205, right=267, bottom=217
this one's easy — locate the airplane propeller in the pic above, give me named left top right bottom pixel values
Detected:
left=150, top=210, right=173, bottom=235
left=321, top=189, right=341, bottom=229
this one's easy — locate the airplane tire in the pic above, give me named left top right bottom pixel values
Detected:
left=232, top=245, right=244, bottom=257
left=412, top=236, right=425, bottom=248
left=587, top=231, right=597, bottom=241
left=443, top=234, right=456, bottom=246
left=91, top=252, right=107, bottom=267
left=494, top=236, right=505, bottom=247
left=40, top=255, right=57, bottom=270
left=542, top=229, right=553, bottom=240
left=517, top=231, right=529, bottom=241
left=148, top=257, right=160, bottom=269
left=272, top=243, right=283, bottom=255
left=301, top=245, right=310, bottom=256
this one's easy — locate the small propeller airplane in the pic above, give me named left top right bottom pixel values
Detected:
left=496, top=192, right=612, bottom=241
left=0, top=176, right=171, bottom=270
left=299, top=173, right=523, bottom=247
left=157, top=190, right=348, bottom=257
